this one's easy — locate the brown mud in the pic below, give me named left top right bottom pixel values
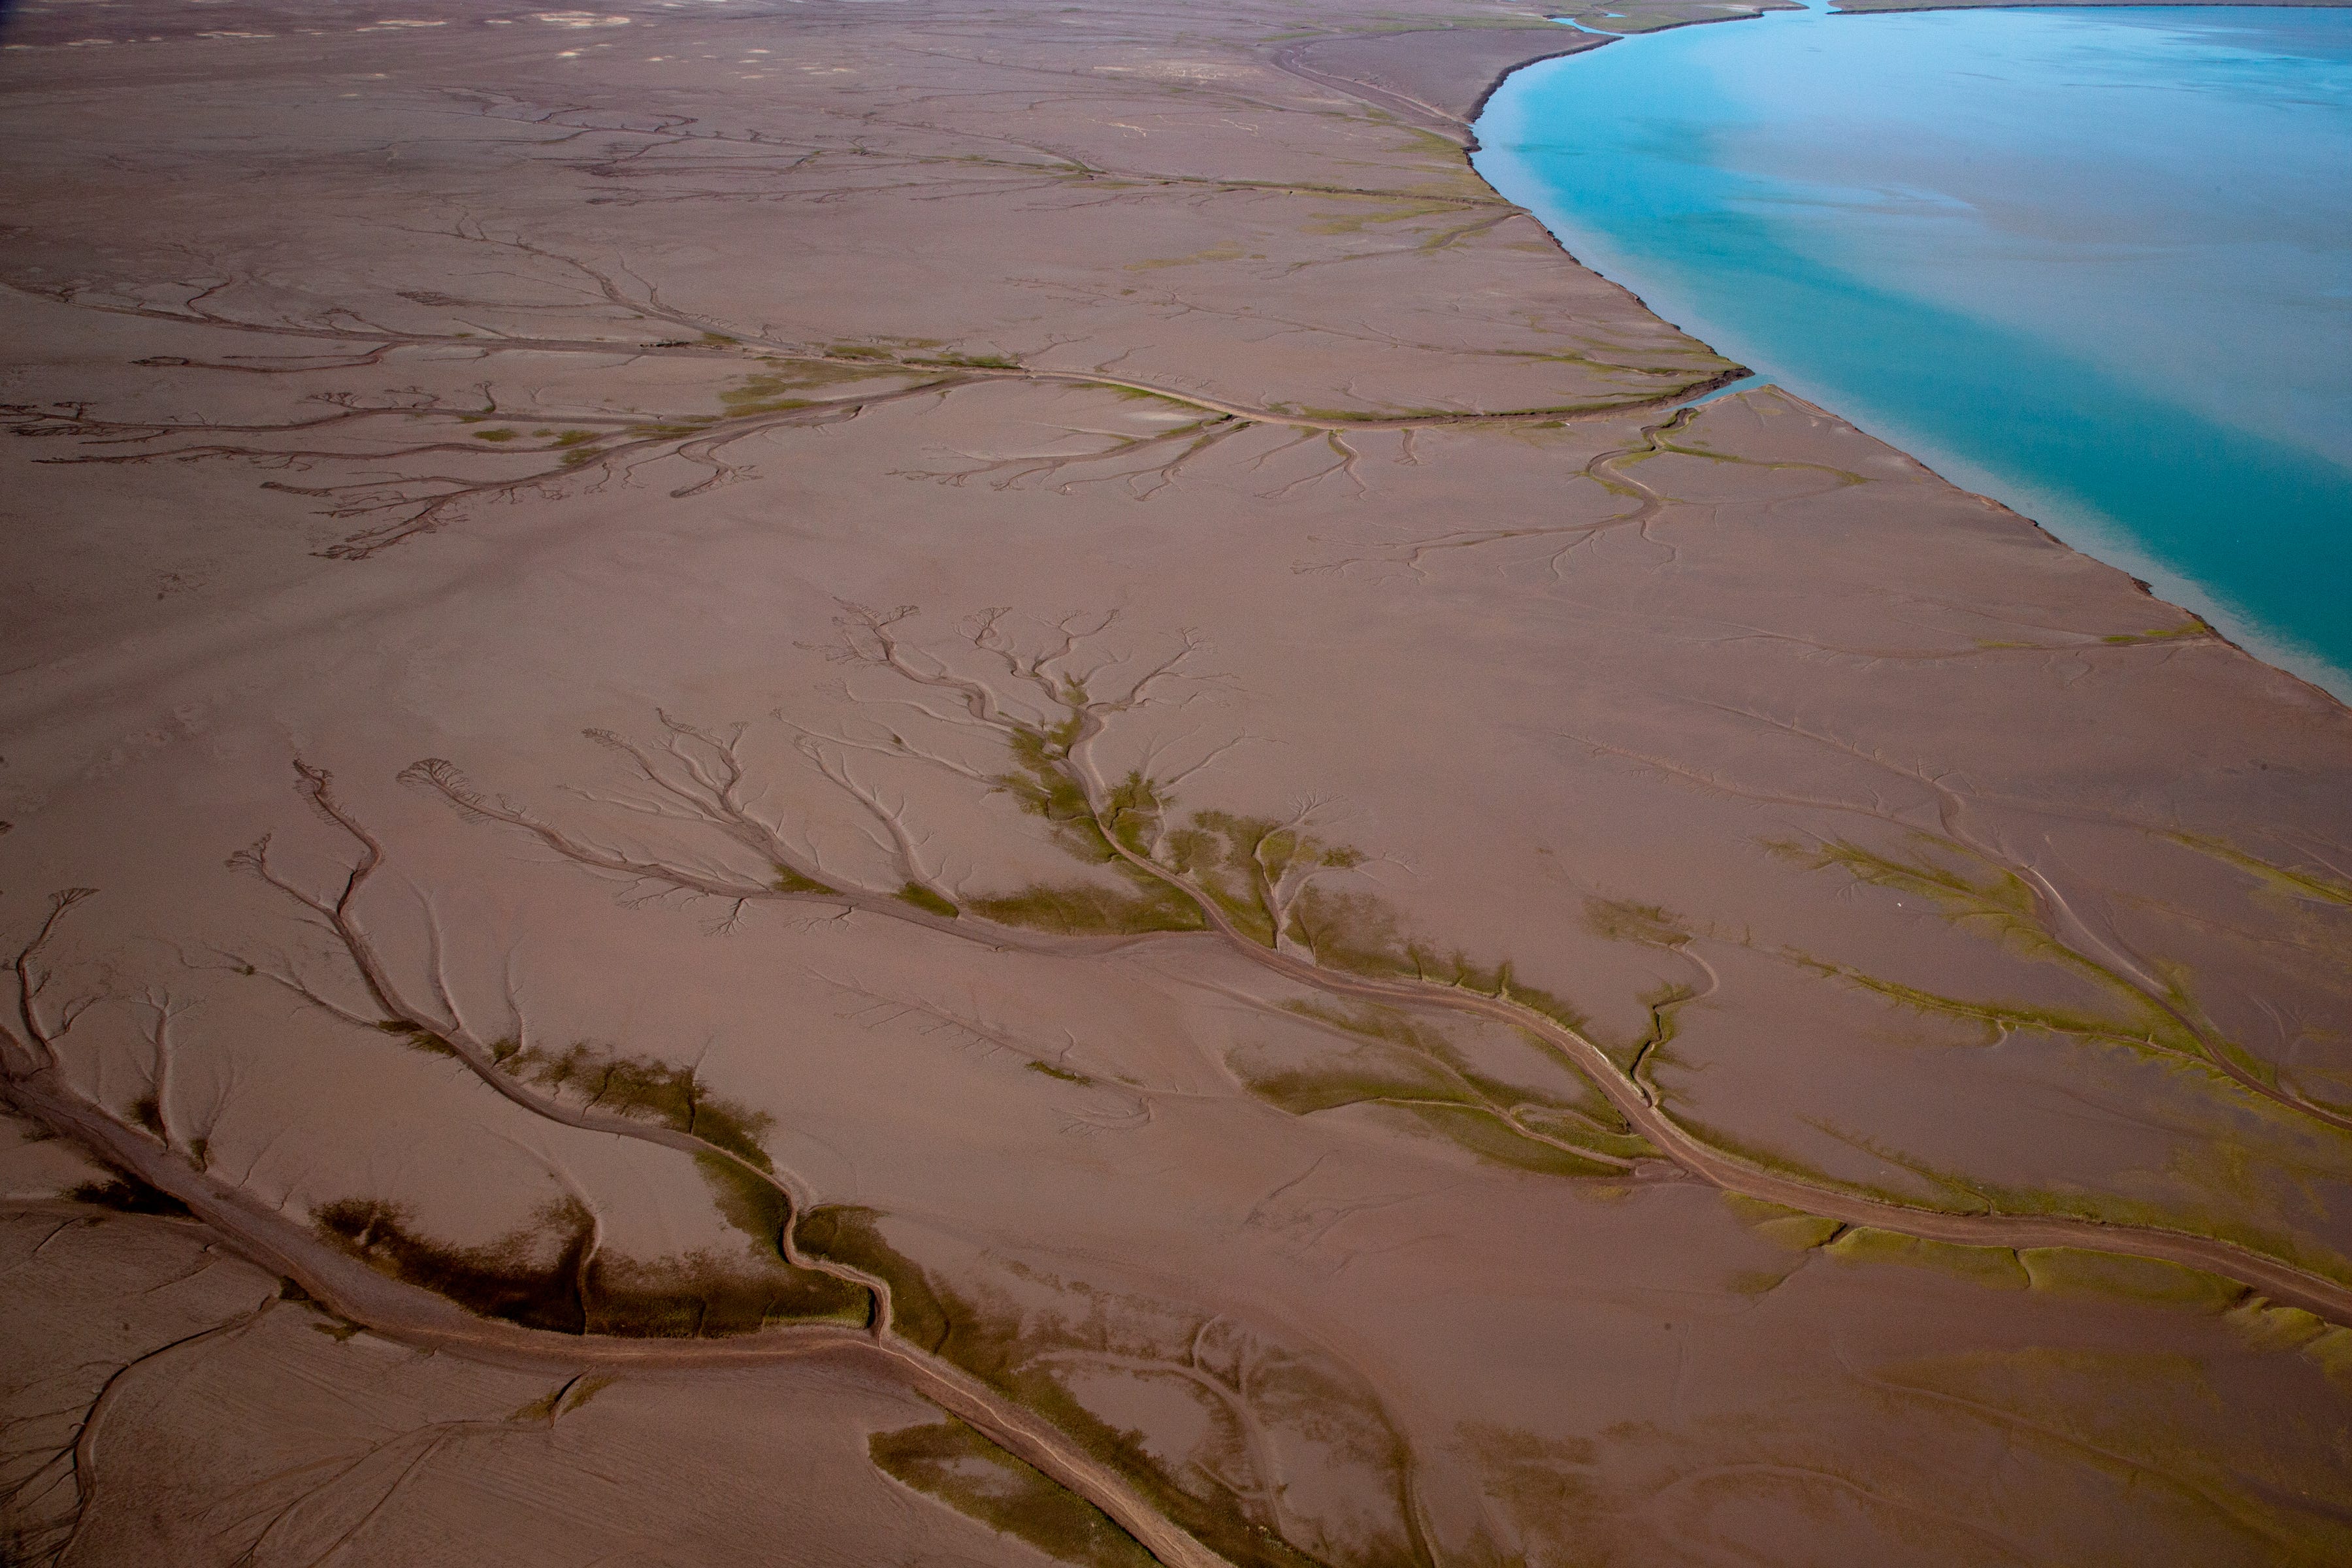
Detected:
left=5, top=1, right=2351, bottom=1565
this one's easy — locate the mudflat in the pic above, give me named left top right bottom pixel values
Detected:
left=2, top=1, right=2347, bottom=1565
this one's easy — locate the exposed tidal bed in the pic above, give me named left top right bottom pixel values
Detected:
left=1476, top=3, right=2352, bottom=694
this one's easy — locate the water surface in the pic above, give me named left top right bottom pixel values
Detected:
left=1475, top=5, right=2352, bottom=694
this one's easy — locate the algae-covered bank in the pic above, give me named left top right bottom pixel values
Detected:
left=3, top=1, right=2350, bottom=1564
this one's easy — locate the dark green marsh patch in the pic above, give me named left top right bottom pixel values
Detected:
left=870, top=1420, right=1156, bottom=1568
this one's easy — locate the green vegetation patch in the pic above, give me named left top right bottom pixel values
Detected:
left=717, top=382, right=816, bottom=417
left=1301, top=199, right=1456, bottom=237
left=1373, top=1102, right=1628, bottom=1178
left=772, top=862, right=840, bottom=896
left=499, top=1039, right=775, bottom=1169
left=591, top=1249, right=867, bottom=1336
left=1825, top=1226, right=2028, bottom=1290
left=512, top=1374, right=614, bottom=1423
left=1232, top=1041, right=1465, bottom=1117
left=1165, top=809, right=1363, bottom=947
left=1233, top=1003, right=1644, bottom=1173
left=799, top=1209, right=1327, bottom=1568
left=1778, top=833, right=2236, bottom=1071
left=1286, top=998, right=1619, bottom=1122
left=2169, top=832, right=2352, bottom=909
left=1511, top=1105, right=1654, bottom=1163
left=2018, top=1247, right=2247, bottom=1310
left=376, top=1019, right=463, bottom=1058
left=894, top=881, right=960, bottom=918
left=314, top=1196, right=866, bottom=1336
left=1125, top=241, right=1245, bottom=271
left=2102, top=621, right=2210, bottom=645
left=466, top=1039, right=877, bottom=1318
left=1281, top=885, right=1409, bottom=973
left=694, top=1151, right=793, bottom=1258
left=1282, top=886, right=1589, bottom=1032
left=1722, top=1194, right=1845, bottom=1253
left=67, top=1176, right=192, bottom=1218
left=961, top=730, right=1209, bottom=935
left=908, top=351, right=1021, bottom=370
left=994, top=719, right=1109, bottom=855
left=1584, top=896, right=1692, bottom=949
left=314, top=1196, right=595, bottom=1333
left=870, top=1420, right=1156, bottom=1568
left=2222, top=1299, right=2352, bottom=1401
left=968, top=876, right=1205, bottom=936
left=797, top=1205, right=953, bottom=1350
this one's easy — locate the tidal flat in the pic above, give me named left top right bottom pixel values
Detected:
left=2, top=0, right=2349, bottom=1564
left=1477, top=2, right=2352, bottom=692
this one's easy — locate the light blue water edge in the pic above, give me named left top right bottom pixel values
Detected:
left=1474, top=3, right=2352, bottom=698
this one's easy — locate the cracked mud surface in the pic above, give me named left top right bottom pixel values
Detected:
left=4, top=0, right=2350, bottom=1563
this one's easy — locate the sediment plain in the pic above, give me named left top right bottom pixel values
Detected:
left=3, top=1, right=2349, bottom=1563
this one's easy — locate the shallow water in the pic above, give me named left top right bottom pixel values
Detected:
left=1475, top=5, right=2352, bottom=694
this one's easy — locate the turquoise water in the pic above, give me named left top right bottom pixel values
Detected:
left=1474, top=5, right=2352, bottom=695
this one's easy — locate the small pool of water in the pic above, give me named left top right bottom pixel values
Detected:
left=1474, top=4, right=2352, bottom=695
